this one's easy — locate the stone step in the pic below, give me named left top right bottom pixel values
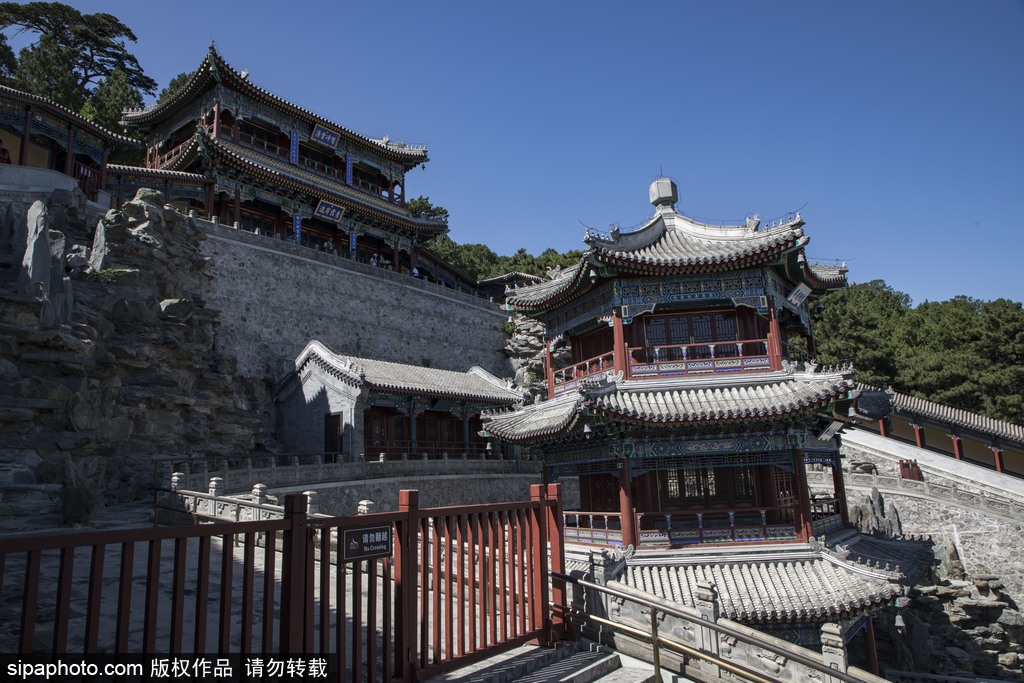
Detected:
left=425, top=642, right=581, bottom=683
left=513, top=650, right=623, bottom=683
left=425, top=640, right=660, bottom=683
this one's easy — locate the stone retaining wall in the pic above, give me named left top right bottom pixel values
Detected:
left=832, top=437, right=1024, bottom=607
left=199, top=221, right=511, bottom=379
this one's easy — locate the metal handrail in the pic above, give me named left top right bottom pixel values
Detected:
left=551, top=571, right=874, bottom=683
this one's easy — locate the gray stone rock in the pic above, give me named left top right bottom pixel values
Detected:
left=18, top=201, right=50, bottom=290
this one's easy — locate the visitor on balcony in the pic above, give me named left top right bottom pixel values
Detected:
left=0, top=139, right=10, bottom=164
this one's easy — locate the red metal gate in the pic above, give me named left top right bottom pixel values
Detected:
left=0, top=484, right=567, bottom=682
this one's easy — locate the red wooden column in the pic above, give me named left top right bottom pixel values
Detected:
left=792, top=448, right=814, bottom=541
left=232, top=190, right=241, bottom=226
left=612, top=307, right=627, bottom=376
left=832, top=454, right=850, bottom=527
left=768, top=305, right=783, bottom=371
left=213, top=101, right=221, bottom=138
left=98, top=150, right=108, bottom=197
left=394, top=489, right=419, bottom=681
left=878, top=418, right=890, bottom=438
left=545, top=482, right=572, bottom=640
left=618, top=456, right=638, bottom=550
left=529, top=485, right=552, bottom=646
left=992, top=438, right=1004, bottom=473
left=64, top=127, right=75, bottom=176
left=278, top=494, right=308, bottom=654
left=19, top=105, right=31, bottom=165
left=913, top=422, right=925, bottom=449
left=545, top=344, right=555, bottom=400
left=952, top=429, right=963, bottom=460
left=864, top=616, right=880, bottom=675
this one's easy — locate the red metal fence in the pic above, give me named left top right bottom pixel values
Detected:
left=0, top=484, right=568, bottom=682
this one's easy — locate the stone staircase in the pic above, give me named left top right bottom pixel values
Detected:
left=425, top=640, right=661, bottom=683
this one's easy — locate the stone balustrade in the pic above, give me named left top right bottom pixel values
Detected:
left=158, top=455, right=543, bottom=497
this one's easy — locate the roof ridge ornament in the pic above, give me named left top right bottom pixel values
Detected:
left=649, top=177, right=678, bottom=210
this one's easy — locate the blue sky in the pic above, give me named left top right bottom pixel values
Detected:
left=19, top=1, right=1024, bottom=304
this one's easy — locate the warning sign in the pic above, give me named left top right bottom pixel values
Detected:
left=342, top=525, right=393, bottom=562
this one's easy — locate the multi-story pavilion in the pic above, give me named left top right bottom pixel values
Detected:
left=484, top=179, right=906, bottom=656
left=117, top=44, right=449, bottom=277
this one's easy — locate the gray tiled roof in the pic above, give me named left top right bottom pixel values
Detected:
left=504, top=210, right=814, bottom=310
left=296, top=341, right=522, bottom=404
left=623, top=554, right=898, bottom=622
left=483, top=368, right=857, bottom=441
left=122, top=46, right=427, bottom=164
left=584, top=210, right=805, bottom=271
left=889, top=389, right=1024, bottom=443
left=504, top=262, right=587, bottom=308
left=482, top=394, right=584, bottom=442
left=587, top=372, right=855, bottom=423
left=208, top=137, right=444, bottom=231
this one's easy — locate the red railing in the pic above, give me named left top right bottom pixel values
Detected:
left=562, top=511, right=624, bottom=546
left=156, top=140, right=189, bottom=168
left=551, top=352, right=615, bottom=397
left=810, top=496, right=843, bottom=535
left=626, top=338, right=771, bottom=378
left=0, top=486, right=568, bottom=681
left=72, top=160, right=101, bottom=199
left=560, top=506, right=799, bottom=549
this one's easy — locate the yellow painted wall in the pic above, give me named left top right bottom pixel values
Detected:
left=961, top=438, right=995, bottom=467
left=0, top=131, right=52, bottom=169
left=923, top=426, right=955, bottom=455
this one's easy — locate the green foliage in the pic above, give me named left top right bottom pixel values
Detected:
left=813, top=282, right=1024, bottom=424
left=0, top=33, right=16, bottom=85
left=13, top=33, right=86, bottom=109
left=406, top=195, right=449, bottom=223
left=813, top=280, right=909, bottom=387
left=156, top=71, right=193, bottom=105
left=94, top=268, right=120, bottom=284
left=0, top=2, right=156, bottom=101
left=426, top=233, right=583, bottom=282
left=80, top=68, right=141, bottom=131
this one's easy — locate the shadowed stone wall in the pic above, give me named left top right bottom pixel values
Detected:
left=198, top=222, right=511, bottom=380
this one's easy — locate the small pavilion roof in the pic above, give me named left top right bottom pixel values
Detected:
left=296, top=341, right=523, bottom=405
left=483, top=365, right=869, bottom=443
left=583, top=210, right=805, bottom=275
left=166, top=130, right=446, bottom=235
left=617, top=532, right=931, bottom=624
left=0, top=85, right=139, bottom=146
left=504, top=181, right=848, bottom=311
left=121, top=45, right=427, bottom=167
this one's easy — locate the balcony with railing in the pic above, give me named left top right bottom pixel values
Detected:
left=810, top=496, right=843, bottom=535
left=627, top=338, right=772, bottom=378
left=549, top=338, right=781, bottom=397
left=551, top=352, right=616, bottom=397
left=544, top=323, right=832, bottom=399
left=562, top=506, right=799, bottom=549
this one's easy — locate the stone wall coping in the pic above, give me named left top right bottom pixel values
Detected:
left=161, top=456, right=543, bottom=496
left=845, top=429, right=1024, bottom=498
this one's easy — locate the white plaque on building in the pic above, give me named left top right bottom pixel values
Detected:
left=787, top=283, right=812, bottom=307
